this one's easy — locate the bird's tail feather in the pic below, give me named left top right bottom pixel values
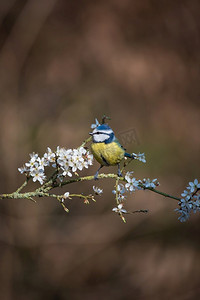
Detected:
left=124, top=152, right=135, bottom=159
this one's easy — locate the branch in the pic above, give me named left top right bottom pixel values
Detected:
left=0, top=173, right=181, bottom=203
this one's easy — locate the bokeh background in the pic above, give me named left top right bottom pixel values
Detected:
left=0, top=0, right=200, bottom=299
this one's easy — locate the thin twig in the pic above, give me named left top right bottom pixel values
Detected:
left=79, top=136, right=92, bottom=148
left=143, top=186, right=181, bottom=201
left=16, top=176, right=30, bottom=193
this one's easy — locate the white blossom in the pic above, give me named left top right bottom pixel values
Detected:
left=181, top=189, right=192, bottom=201
left=63, top=192, right=70, bottom=198
left=112, top=183, right=126, bottom=201
left=125, top=171, right=134, bottom=182
left=25, top=153, right=38, bottom=170
left=30, top=167, right=46, bottom=185
left=91, top=118, right=100, bottom=129
left=18, top=145, right=93, bottom=184
left=192, top=195, right=200, bottom=213
left=187, top=179, right=200, bottom=193
left=68, top=149, right=84, bottom=172
left=175, top=179, right=200, bottom=222
left=56, top=147, right=72, bottom=165
left=55, top=146, right=93, bottom=178
left=85, top=152, right=93, bottom=166
left=61, top=192, right=70, bottom=203
left=79, top=159, right=90, bottom=170
left=112, top=203, right=127, bottom=214
left=43, top=147, right=56, bottom=165
left=175, top=207, right=190, bottom=222
left=18, top=165, right=28, bottom=174
left=93, top=186, right=103, bottom=195
left=78, top=147, right=87, bottom=155
left=60, top=164, right=73, bottom=177
left=125, top=172, right=141, bottom=192
left=142, top=178, right=159, bottom=189
left=37, top=157, right=48, bottom=170
left=132, top=152, right=146, bottom=163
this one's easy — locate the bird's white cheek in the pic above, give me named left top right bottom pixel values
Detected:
left=93, top=134, right=108, bottom=142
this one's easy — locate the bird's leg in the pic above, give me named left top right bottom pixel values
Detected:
left=94, top=165, right=103, bottom=180
left=117, top=163, right=123, bottom=177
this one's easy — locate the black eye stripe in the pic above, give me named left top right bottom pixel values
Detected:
left=95, top=132, right=110, bottom=135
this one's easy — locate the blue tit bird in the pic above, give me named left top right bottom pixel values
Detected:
left=89, top=124, right=134, bottom=180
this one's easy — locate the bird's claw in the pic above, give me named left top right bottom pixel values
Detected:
left=117, top=170, right=123, bottom=177
left=94, top=175, right=99, bottom=180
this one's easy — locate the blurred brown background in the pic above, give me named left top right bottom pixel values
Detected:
left=0, top=0, right=200, bottom=299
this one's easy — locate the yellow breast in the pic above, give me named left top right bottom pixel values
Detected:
left=91, top=142, right=125, bottom=166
